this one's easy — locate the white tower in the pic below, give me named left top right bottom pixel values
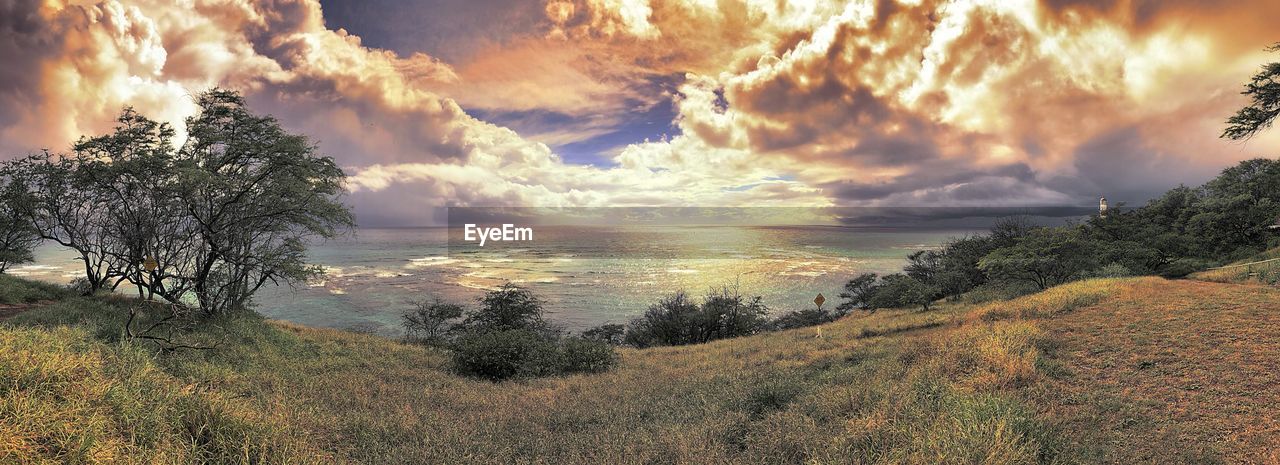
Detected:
left=1099, top=196, right=1108, bottom=217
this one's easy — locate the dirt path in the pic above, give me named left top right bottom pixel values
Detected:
left=1036, top=279, right=1280, bottom=464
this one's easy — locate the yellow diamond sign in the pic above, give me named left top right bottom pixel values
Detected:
left=143, top=257, right=158, bottom=272
left=814, top=293, right=825, bottom=308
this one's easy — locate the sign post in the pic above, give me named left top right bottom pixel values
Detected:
left=814, top=293, right=826, bottom=338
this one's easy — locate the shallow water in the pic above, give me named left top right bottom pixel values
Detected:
left=12, top=226, right=977, bottom=336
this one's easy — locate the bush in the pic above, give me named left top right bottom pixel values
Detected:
left=446, top=284, right=617, bottom=380
left=450, top=330, right=617, bottom=381
left=867, top=274, right=938, bottom=311
left=582, top=323, right=626, bottom=345
left=960, top=281, right=1040, bottom=305
left=402, top=298, right=464, bottom=344
left=1160, top=257, right=1215, bottom=278
left=836, top=273, right=879, bottom=313
left=623, top=292, right=700, bottom=348
left=769, top=307, right=835, bottom=330
left=463, top=283, right=551, bottom=333
left=1087, top=263, right=1133, bottom=278
left=624, top=288, right=769, bottom=348
left=451, top=329, right=561, bottom=381
left=0, top=274, right=67, bottom=304
left=558, top=337, right=618, bottom=374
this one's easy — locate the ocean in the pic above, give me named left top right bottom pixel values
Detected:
left=12, top=226, right=979, bottom=336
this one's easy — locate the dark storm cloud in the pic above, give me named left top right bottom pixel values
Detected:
left=319, top=0, right=548, bottom=64
left=0, top=0, right=60, bottom=131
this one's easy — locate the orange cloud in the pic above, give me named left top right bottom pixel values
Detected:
left=2, top=0, right=1278, bottom=225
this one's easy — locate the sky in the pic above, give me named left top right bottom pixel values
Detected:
left=0, top=0, right=1277, bottom=226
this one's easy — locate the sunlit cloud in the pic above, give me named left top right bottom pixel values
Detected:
left=1, top=0, right=1278, bottom=225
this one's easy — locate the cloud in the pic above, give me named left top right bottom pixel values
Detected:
left=2, top=0, right=1280, bottom=227
left=564, top=0, right=1280, bottom=205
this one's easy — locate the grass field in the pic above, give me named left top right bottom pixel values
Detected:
left=2, top=274, right=1278, bottom=463
left=1191, top=247, right=1280, bottom=285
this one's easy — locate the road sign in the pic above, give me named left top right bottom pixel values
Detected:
left=814, top=293, right=825, bottom=308
left=143, top=257, right=158, bottom=272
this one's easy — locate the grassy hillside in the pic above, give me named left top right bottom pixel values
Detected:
left=3, top=275, right=1279, bottom=463
left=1191, top=246, right=1280, bottom=284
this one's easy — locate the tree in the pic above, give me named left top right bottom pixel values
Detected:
left=1223, top=43, right=1280, bottom=140
left=0, top=173, right=39, bottom=273
left=932, top=234, right=997, bottom=296
left=836, top=273, right=879, bottom=313
left=699, top=288, right=770, bottom=341
left=867, top=274, right=937, bottom=311
left=463, top=283, right=548, bottom=332
left=403, top=298, right=464, bottom=343
left=175, top=89, right=354, bottom=315
left=68, top=108, right=199, bottom=301
left=623, top=291, right=700, bottom=347
left=979, top=227, right=1099, bottom=290
left=0, top=90, right=353, bottom=313
left=2, top=151, right=123, bottom=293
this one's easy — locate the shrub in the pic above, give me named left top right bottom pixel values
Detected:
left=402, top=298, right=464, bottom=344
left=0, top=274, right=67, bottom=304
left=867, top=274, right=938, bottom=311
left=836, top=273, right=879, bottom=313
left=558, top=337, right=618, bottom=374
left=624, top=288, right=769, bottom=347
left=701, top=289, right=770, bottom=340
left=769, top=307, right=835, bottom=330
left=959, top=281, right=1040, bottom=305
left=450, top=330, right=617, bottom=381
left=441, top=285, right=618, bottom=380
left=1087, top=263, right=1133, bottom=278
left=582, top=323, right=626, bottom=345
left=624, top=291, right=700, bottom=347
left=451, top=329, right=561, bottom=381
left=463, top=283, right=550, bottom=333
left=1160, top=257, right=1214, bottom=278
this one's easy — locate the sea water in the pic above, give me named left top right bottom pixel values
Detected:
left=11, top=225, right=977, bottom=336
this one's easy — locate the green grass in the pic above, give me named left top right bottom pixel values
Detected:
left=0, top=322, right=322, bottom=463
left=1191, top=246, right=1280, bottom=284
left=4, top=275, right=1278, bottom=463
left=0, top=274, right=68, bottom=305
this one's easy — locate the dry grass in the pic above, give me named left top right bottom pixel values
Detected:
left=0, top=324, right=324, bottom=463
left=5, top=275, right=1280, bottom=463
left=967, top=278, right=1122, bottom=322
left=4, top=291, right=1066, bottom=464
left=1031, top=277, right=1280, bottom=463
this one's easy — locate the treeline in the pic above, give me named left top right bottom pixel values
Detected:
left=0, top=90, right=353, bottom=315
left=842, top=158, right=1280, bottom=313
